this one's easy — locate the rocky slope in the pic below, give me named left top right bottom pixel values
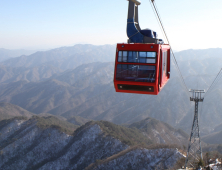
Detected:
left=0, top=117, right=184, bottom=170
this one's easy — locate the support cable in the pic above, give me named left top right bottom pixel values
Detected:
left=149, top=0, right=190, bottom=96
left=151, top=0, right=169, bottom=44
left=148, top=0, right=167, bottom=43
left=204, top=68, right=222, bottom=97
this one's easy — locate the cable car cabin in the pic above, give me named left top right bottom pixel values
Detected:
left=113, top=43, right=170, bottom=95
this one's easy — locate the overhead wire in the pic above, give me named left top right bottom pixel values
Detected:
left=196, top=69, right=222, bottom=130
left=151, top=0, right=168, bottom=43
left=148, top=0, right=167, bottom=43
left=149, top=0, right=190, bottom=96
left=204, top=68, right=222, bottom=98
left=150, top=0, right=169, bottom=44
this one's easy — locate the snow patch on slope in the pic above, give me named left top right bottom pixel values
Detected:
left=97, top=148, right=184, bottom=170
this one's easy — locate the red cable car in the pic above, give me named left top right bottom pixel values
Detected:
left=114, top=43, right=170, bottom=95
left=113, top=0, right=171, bottom=95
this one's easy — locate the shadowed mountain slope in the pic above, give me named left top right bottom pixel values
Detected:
left=129, top=117, right=189, bottom=146
left=202, top=130, right=222, bottom=144
left=0, top=103, right=33, bottom=121
left=67, top=116, right=91, bottom=126
left=214, top=123, right=222, bottom=133
left=0, top=79, right=77, bottom=114
left=0, top=65, right=63, bottom=83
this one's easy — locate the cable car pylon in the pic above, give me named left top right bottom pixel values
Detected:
left=185, top=89, right=205, bottom=169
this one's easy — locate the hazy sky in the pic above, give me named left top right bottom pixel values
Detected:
left=1, top=0, right=222, bottom=51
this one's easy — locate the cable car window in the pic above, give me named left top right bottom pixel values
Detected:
left=118, top=51, right=122, bottom=62
left=147, top=52, right=156, bottom=58
left=139, top=52, right=146, bottom=57
left=129, top=51, right=138, bottom=62
left=122, top=51, right=127, bottom=62
left=123, top=51, right=127, bottom=57
left=128, top=51, right=133, bottom=62
left=138, top=52, right=146, bottom=63
left=146, top=59, right=155, bottom=63
left=116, top=64, right=156, bottom=82
left=123, top=51, right=127, bottom=62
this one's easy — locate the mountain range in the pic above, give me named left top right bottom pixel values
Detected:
left=0, top=45, right=222, bottom=139
left=0, top=48, right=37, bottom=62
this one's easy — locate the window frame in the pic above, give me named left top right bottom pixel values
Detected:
left=117, top=51, right=156, bottom=64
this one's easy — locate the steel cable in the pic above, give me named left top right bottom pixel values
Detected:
left=149, top=0, right=190, bottom=96
left=148, top=0, right=167, bottom=43
left=204, top=68, right=222, bottom=98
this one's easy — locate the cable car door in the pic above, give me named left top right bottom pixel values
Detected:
left=159, top=49, right=168, bottom=88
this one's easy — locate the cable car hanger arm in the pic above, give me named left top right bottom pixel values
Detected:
left=126, top=0, right=163, bottom=44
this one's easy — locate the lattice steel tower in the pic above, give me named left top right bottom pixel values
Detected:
left=185, top=89, right=205, bottom=168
